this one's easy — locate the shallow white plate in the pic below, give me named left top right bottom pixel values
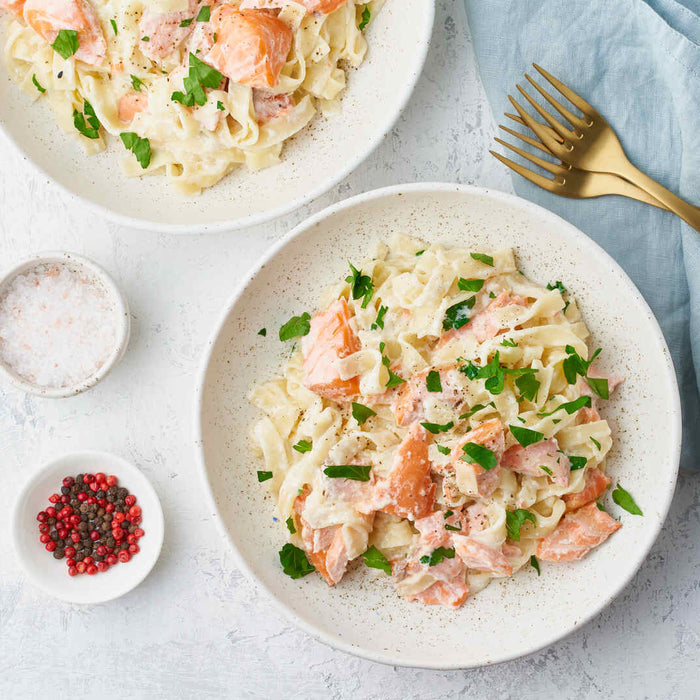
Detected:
left=0, top=2, right=434, bottom=233
left=196, top=183, right=681, bottom=668
left=13, top=451, right=164, bottom=604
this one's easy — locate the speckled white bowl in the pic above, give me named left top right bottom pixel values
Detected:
left=0, top=1, right=434, bottom=233
left=0, top=251, right=130, bottom=398
left=196, top=183, right=681, bottom=669
left=13, top=451, right=164, bottom=604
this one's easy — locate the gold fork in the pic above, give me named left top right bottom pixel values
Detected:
left=492, top=64, right=700, bottom=230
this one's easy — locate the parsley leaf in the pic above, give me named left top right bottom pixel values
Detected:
left=73, top=100, right=101, bottom=139
left=380, top=353, right=405, bottom=388
left=171, top=52, right=223, bottom=107
left=371, top=305, right=387, bottom=330
left=362, top=545, right=391, bottom=574
left=459, top=402, right=495, bottom=420
left=51, top=29, right=79, bottom=59
left=436, top=444, right=451, bottom=455
left=547, top=281, right=566, bottom=294
left=461, top=442, right=498, bottom=470
left=612, top=484, right=642, bottom=515
left=279, top=312, right=310, bottom=341
left=540, top=465, right=553, bottom=475
left=470, top=252, right=494, bottom=267
left=110, top=19, right=118, bottom=35
left=285, top=517, right=296, bottom=534
left=420, top=547, right=455, bottom=566
left=120, top=132, right=152, bottom=168
left=352, top=402, right=376, bottom=425
left=257, top=471, right=273, bottom=482
left=501, top=338, right=518, bottom=347
left=180, top=17, right=193, bottom=27
left=279, top=543, right=314, bottom=579
left=216, top=100, right=225, bottom=111
left=420, top=420, right=454, bottom=435
left=442, top=299, right=472, bottom=331
left=323, top=464, right=372, bottom=481
left=130, top=74, right=146, bottom=92
left=458, top=278, right=484, bottom=292
left=505, top=509, right=536, bottom=541
left=415, top=250, right=425, bottom=256
left=142, top=36, right=149, bottom=41
left=459, top=359, right=481, bottom=380
left=515, top=373, right=540, bottom=402
left=562, top=346, right=608, bottom=399
left=426, top=370, right=442, bottom=393
left=359, top=5, right=371, bottom=30
left=196, top=4, right=211, bottom=21
left=538, top=395, right=591, bottom=417
left=590, top=436, right=601, bottom=449
left=345, top=263, right=374, bottom=308
left=509, top=424, right=544, bottom=447
left=445, top=523, right=462, bottom=532
left=258, top=328, right=266, bottom=336
left=32, top=74, right=45, bottom=93
left=293, top=439, right=312, bottom=453
left=444, top=510, right=454, bottom=518
left=530, top=555, right=541, bottom=575
left=569, top=455, right=587, bottom=471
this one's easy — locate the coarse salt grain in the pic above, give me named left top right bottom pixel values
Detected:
left=0, top=261, right=118, bottom=388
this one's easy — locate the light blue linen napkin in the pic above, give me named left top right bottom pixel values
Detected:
left=464, top=0, right=700, bottom=471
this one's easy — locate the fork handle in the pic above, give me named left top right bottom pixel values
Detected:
left=614, top=162, right=700, bottom=231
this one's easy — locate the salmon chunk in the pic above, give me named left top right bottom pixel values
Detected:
left=563, top=468, right=610, bottom=512
left=240, top=0, right=347, bottom=14
left=302, top=298, right=361, bottom=401
left=253, top=90, right=293, bottom=123
left=392, top=365, right=464, bottom=427
left=414, top=509, right=467, bottom=550
left=501, top=438, right=570, bottom=487
left=360, top=423, right=435, bottom=521
left=138, top=0, right=201, bottom=61
left=453, top=536, right=513, bottom=576
left=24, top=0, right=106, bottom=65
left=536, top=502, right=621, bottom=562
left=205, top=6, right=292, bottom=89
left=117, top=93, right=148, bottom=123
left=450, top=419, right=505, bottom=498
left=411, top=576, right=469, bottom=607
left=0, top=0, right=25, bottom=17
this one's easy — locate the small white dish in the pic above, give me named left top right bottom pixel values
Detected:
left=0, top=1, right=434, bottom=233
left=13, top=451, right=164, bottom=604
left=196, top=183, right=681, bottom=669
left=0, top=251, right=130, bottom=398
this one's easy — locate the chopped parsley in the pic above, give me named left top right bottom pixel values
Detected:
left=505, top=509, right=536, bottom=541
left=530, top=555, right=541, bottom=575
left=596, top=500, right=606, bottom=511
left=359, top=5, right=371, bottom=30
left=501, top=338, right=518, bottom=347
left=461, top=442, right=497, bottom=470
left=470, top=252, right=494, bottom=267
left=515, top=373, right=540, bottom=402
left=130, top=74, right=146, bottom=92
left=457, top=278, right=484, bottom=292
left=216, top=100, right=225, bottom=111
left=442, top=299, right=473, bottom=331
left=436, top=444, right=451, bottom=456
left=540, top=465, right=553, bottom=476
left=362, top=546, right=391, bottom=574
left=420, top=547, right=455, bottom=566
left=285, top=517, right=296, bottom=534
left=590, top=436, right=601, bottom=449
left=292, top=439, right=312, bottom=454
left=32, top=74, right=45, bottom=93
left=459, top=359, right=481, bottom=380
left=569, top=455, right=587, bottom=470
left=415, top=250, right=425, bottom=256
left=142, top=36, right=150, bottom=41
left=562, top=345, right=608, bottom=399
left=426, top=370, right=442, bottom=393
left=509, top=424, right=543, bottom=447
left=257, top=471, right=273, bottom=482
left=171, top=52, right=223, bottom=107
left=73, top=100, right=101, bottom=139
left=459, top=402, right=495, bottom=420
left=110, top=19, right=118, bottom=35
left=120, top=132, right=152, bottom=168
left=444, top=510, right=454, bottom=518
left=323, top=464, right=372, bottom=481
left=257, top=328, right=266, bottom=336
left=547, top=280, right=566, bottom=294
left=381, top=352, right=405, bottom=388
left=352, top=402, right=376, bottom=425
left=279, top=543, right=314, bottom=579
left=345, top=263, right=374, bottom=308
left=371, top=305, right=387, bottom=330
left=279, top=312, right=310, bottom=341
left=51, top=29, right=79, bottom=59
left=179, top=17, right=194, bottom=27
left=445, top=523, right=462, bottom=532
left=538, top=395, right=591, bottom=417
left=196, top=4, right=211, bottom=21
left=420, top=420, right=454, bottom=435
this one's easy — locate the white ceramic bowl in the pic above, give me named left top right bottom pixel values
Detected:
left=13, top=451, right=164, bottom=604
left=0, top=251, right=130, bottom=398
left=196, top=183, right=681, bottom=669
left=0, top=1, right=434, bottom=233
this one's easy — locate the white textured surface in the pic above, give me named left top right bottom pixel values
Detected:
left=0, top=2, right=697, bottom=697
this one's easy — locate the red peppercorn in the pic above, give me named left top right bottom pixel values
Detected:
left=60, top=505, right=73, bottom=517
left=106, top=554, right=118, bottom=566
left=36, top=511, right=47, bottom=522
left=95, top=472, right=106, bottom=482
left=112, top=527, right=125, bottom=540
left=86, top=496, right=97, bottom=505
left=95, top=545, right=107, bottom=556
left=97, top=561, right=109, bottom=572
left=45, top=506, right=57, bottom=518
left=89, top=481, right=98, bottom=492
left=45, top=541, right=56, bottom=552
left=113, top=512, right=125, bottom=523
left=77, top=492, right=87, bottom=502
left=134, top=528, right=145, bottom=538
left=40, top=533, right=51, bottom=544
left=86, top=564, right=98, bottom=575
left=89, top=530, right=100, bottom=541
left=125, top=495, right=136, bottom=507
left=71, top=532, right=81, bottom=543
left=68, top=566, right=78, bottom=577
left=105, top=503, right=115, bottom=513
left=106, top=475, right=118, bottom=486
left=118, top=550, right=131, bottom=563
left=98, top=498, right=108, bottom=508
left=131, top=515, right=142, bottom=525
left=62, top=476, right=75, bottom=488
left=83, top=474, right=94, bottom=484
left=76, top=561, right=86, bottom=573
left=83, top=556, right=94, bottom=565
left=70, top=514, right=81, bottom=525
left=58, top=528, right=68, bottom=539
left=66, top=558, right=76, bottom=568
left=127, top=534, right=137, bottom=545
left=60, top=494, right=70, bottom=504
left=39, top=523, right=49, bottom=533
left=128, top=505, right=141, bottom=518
left=64, top=546, right=76, bottom=558
left=48, top=493, right=60, bottom=504
left=128, top=544, right=140, bottom=554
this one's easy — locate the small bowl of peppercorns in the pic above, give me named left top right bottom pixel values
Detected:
left=13, top=451, right=164, bottom=604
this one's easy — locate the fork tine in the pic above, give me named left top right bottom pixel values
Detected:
left=505, top=112, right=565, bottom=144
left=494, top=137, right=567, bottom=176
left=524, top=74, right=587, bottom=129
left=489, top=150, right=558, bottom=193
left=508, top=95, right=567, bottom=157
left=532, top=64, right=598, bottom=120
left=516, top=84, right=576, bottom=141
left=498, top=124, right=552, bottom=155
